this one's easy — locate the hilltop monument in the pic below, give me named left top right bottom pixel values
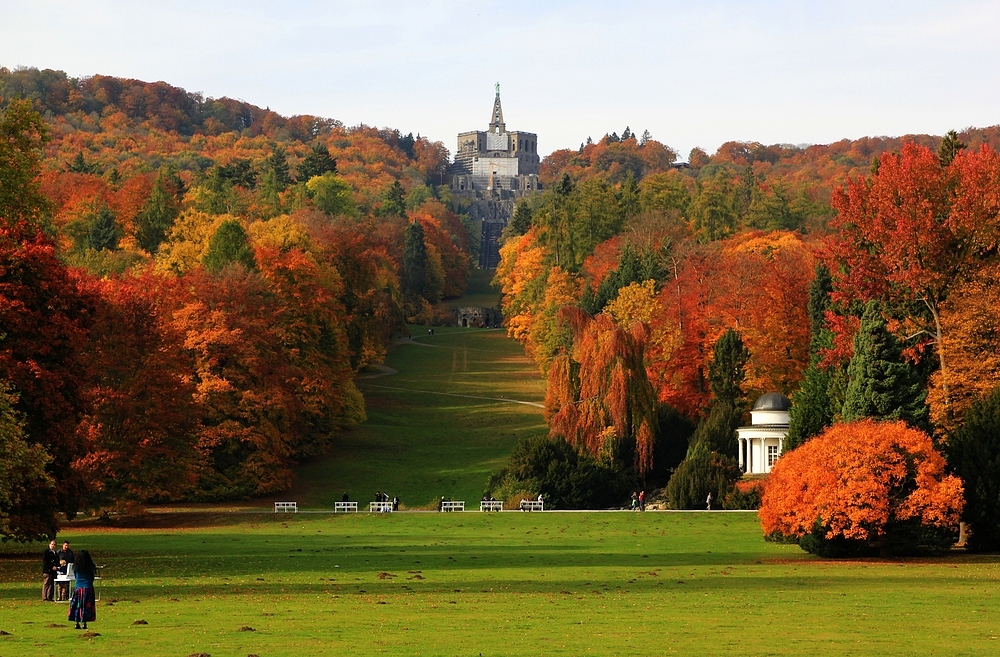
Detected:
left=451, top=84, right=541, bottom=268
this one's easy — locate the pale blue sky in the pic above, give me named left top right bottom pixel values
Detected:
left=3, top=1, right=999, bottom=159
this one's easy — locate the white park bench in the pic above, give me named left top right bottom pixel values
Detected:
left=519, top=500, right=544, bottom=512
left=440, top=500, right=465, bottom=512
left=335, top=501, right=359, bottom=513
left=369, top=501, right=394, bottom=513
left=479, top=500, right=503, bottom=512
left=274, top=501, right=298, bottom=513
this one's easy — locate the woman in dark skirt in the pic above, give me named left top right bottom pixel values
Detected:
left=68, top=550, right=97, bottom=629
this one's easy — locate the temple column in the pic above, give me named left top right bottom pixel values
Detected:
left=738, top=438, right=744, bottom=471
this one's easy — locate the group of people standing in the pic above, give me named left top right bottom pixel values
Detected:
left=630, top=491, right=647, bottom=511
left=372, top=491, right=399, bottom=511
left=41, top=539, right=98, bottom=630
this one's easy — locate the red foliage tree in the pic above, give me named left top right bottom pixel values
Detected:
left=72, top=273, right=199, bottom=509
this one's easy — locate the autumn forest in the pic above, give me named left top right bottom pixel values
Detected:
left=2, top=66, right=1000, bottom=555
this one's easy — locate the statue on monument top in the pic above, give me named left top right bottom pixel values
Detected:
left=495, top=82, right=500, bottom=96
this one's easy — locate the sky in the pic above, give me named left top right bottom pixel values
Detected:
left=3, top=0, right=1000, bottom=160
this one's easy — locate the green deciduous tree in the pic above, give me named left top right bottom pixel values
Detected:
left=203, top=219, right=256, bottom=273
left=0, top=381, right=56, bottom=540
left=306, top=172, right=357, bottom=217
left=0, top=99, right=50, bottom=228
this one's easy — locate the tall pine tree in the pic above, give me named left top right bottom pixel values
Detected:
left=135, top=170, right=180, bottom=254
left=786, top=263, right=834, bottom=450
left=842, top=301, right=928, bottom=429
left=401, top=220, right=427, bottom=301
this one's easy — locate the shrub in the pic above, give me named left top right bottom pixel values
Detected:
left=665, top=444, right=741, bottom=510
left=485, top=435, right=634, bottom=509
left=760, top=419, right=964, bottom=556
left=723, top=478, right=765, bottom=510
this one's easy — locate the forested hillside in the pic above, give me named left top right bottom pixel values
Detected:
left=0, top=67, right=467, bottom=539
left=4, top=65, right=1000, bottom=544
left=501, top=121, right=1000, bottom=530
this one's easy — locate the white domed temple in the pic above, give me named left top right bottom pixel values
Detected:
left=737, top=392, right=791, bottom=474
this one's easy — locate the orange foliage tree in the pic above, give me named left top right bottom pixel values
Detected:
left=546, top=307, right=657, bottom=474
left=759, top=419, right=964, bottom=556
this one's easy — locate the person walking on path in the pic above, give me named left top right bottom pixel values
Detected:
left=68, top=550, right=97, bottom=630
left=638, top=490, right=646, bottom=512
left=42, top=540, right=58, bottom=601
left=630, top=492, right=638, bottom=511
left=706, top=492, right=713, bottom=511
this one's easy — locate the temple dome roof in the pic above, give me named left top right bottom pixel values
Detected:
left=752, top=392, right=792, bottom=411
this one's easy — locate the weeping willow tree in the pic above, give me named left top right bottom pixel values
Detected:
left=545, top=306, right=658, bottom=475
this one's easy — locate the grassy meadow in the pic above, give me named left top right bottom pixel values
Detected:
left=1, top=512, right=998, bottom=656
left=287, top=322, right=547, bottom=510
left=2, top=275, right=997, bottom=656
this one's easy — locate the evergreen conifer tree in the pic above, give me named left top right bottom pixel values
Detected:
left=946, top=386, right=1000, bottom=552
left=508, top=202, right=533, bottom=236
left=382, top=180, right=407, bottom=218
left=203, top=220, right=256, bottom=273
left=86, top=206, right=120, bottom=251
left=708, top=328, right=750, bottom=407
left=266, top=146, right=293, bottom=190
left=842, top=301, right=928, bottom=429
left=402, top=220, right=427, bottom=301
left=297, top=143, right=337, bottom=182
left=938, top=129, right=966, bottom=167
left=786, top=263, right=835, bottom=449
left=135, top=170, right=179, bottom=254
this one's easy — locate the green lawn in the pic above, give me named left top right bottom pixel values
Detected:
left=2, top=512, right=997, bottom=656
left=285, top=324, right=548, bottom=510
left=444, top=268, right=501, bottom=311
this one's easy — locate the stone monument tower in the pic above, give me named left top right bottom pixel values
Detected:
left=451, top=84, right=541, bottom=268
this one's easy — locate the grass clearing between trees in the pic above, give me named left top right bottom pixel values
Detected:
left=2, top=512, right=998, bottom=656
left=286, top=321, right=548, bottom=510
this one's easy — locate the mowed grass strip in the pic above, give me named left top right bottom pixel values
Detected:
left=1, top=512, right=997, bottom=656
left=289, top=324, right=548, bottom=510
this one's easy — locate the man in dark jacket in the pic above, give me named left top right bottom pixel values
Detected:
left=42, top=540, right=58, bottom=601
left=57, top=540, right=75, bottom=601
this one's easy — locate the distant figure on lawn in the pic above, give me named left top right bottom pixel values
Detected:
left=631, top=492, right=638, bottom=511
left=42, top=539, right=58, bottom=602
left=706, top=492, right=713, bottom=511
left=342, top=492, right=350, bottom=503
left=639, top=490, right=646, bottom=512
left=392, top=496, right=399, bottom=511
left=68, top=550, right=97, bottom=630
